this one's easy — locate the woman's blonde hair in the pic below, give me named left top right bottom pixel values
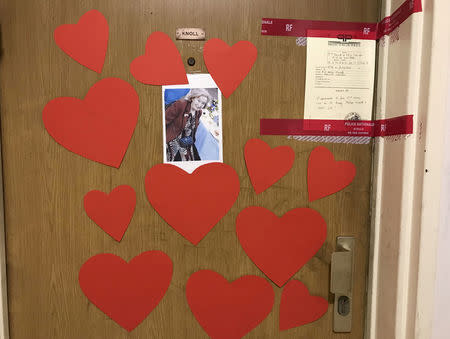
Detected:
left=184, top=88, right=212, bottom=104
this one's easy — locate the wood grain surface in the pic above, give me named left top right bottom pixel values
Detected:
left=0, top=0, right=378, bottom=338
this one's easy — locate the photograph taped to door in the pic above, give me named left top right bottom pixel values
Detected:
left=162, top=74, right=223, bottom=173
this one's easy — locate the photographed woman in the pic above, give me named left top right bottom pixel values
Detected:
left=165, top=88, right=211, bottom=162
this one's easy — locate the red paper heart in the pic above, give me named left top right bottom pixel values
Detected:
left=236, top=207, right=327, bottom=287
left=130, top=31, right=188, bottom=85
left=279, top=280, right=328, bottom=331
left=244, top=138, right=295, bottom=194
left=42, top=77, right=139, bottom=168
left=145, top=163, right=240, bottom=245
left=186, top=270, right=274, bottom=339
left=307, top=146, right=356, bottom=201
left=84, top=185, right=136, bottom=241
left=79, top=251, right=173, bottom=331
left=54, top=10, right=108, bottom=73
left=203, top=39, right=257, bottom=98
left=78, top=251, right=173, bottom=331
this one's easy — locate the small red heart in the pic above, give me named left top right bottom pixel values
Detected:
left=244, top=138, right=295, bottom=194
left=79, top=251, right=173, bottom=331
left=54, top=10, right=108, bottom=73
left=279, top=280, right=328, bottom=331
left=145, top=163, right=240, bottom=245
left=42, top=77, right=139, bottom=168
left=236, top=207, right=327, bottom=287
left=186, top=270, right=274, bottom=339
left=308, top=146, right=356, bottom=201
left=130, top=31, right=188, bottom=85
left=84, top=185, right=136, bottom=241
left=203, top=39, right=257, bottom=98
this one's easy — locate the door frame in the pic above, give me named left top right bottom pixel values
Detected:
left=0, top=132, right=9, bottom=339
left=0, top=0, right=447, bottom=338
left=366, top=0, right=450, bottom=338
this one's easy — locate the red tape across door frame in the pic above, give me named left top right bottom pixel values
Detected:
left=259, top=0, right=421, bottom=138
left=261, top=0, right=422, bottom=40
left=260, top=116, right=414, bottom=138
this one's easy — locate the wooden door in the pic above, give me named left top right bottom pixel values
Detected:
left=0, top=0, right=378, bottom=338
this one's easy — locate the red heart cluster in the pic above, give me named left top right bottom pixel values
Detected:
left=50, top=10, right=139, bottom=168
left=129, top=33, right=257, bottom=98
left=186, top=272, right=328, bottom=337
left=78, top=147, right=352, bottom=333
left=48, top=11, right=258, bottom=169
left=49, top=9, right=357, bottom=337
left=54, top=10, right=256, bottom=95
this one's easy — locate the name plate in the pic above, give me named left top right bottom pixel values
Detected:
left=176, top=28, right=206, bottom=40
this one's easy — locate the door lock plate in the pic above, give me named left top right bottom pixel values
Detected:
left=331, top=236, right=355, bottom=333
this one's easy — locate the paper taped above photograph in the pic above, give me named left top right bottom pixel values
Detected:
left=304, top=33, right=376, bottom=122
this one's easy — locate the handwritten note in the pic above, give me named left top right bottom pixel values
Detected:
left=304, top=36, right=375, bottom=121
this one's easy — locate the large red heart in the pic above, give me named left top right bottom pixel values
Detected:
left=244, top=138, right=295, bottom=194
left=145, top=163, right=240, bottom=245
left=78, top=251, right=173, bottom=331
left=236, top=207, right=327, bottom=287
left=130, top=31, right=188, bottom=85
left=279, top=280, right=328, bottom=331
left=42, top=77, right=139, bottom=168
left=84, top=185, right=136, bottom=241
left=186, top=270, right=274, bottom=339
left=308, top=146, right=356, bottom=201
left=54, top=10, right=108, bottom=73
left=203, top=39, right=257, bottom=98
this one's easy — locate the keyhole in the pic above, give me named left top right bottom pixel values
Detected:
left=337, top=296, right=350, bottom=316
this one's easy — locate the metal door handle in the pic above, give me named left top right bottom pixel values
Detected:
left=330, top=236, right=355, bottom=333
